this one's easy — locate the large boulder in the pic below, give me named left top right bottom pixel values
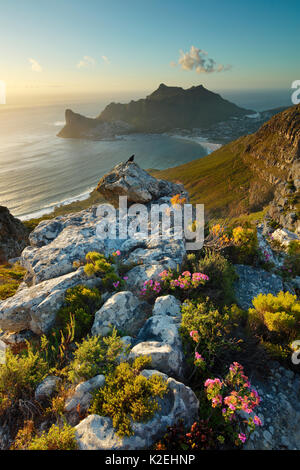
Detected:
left=65, top=375, right=105, bottom=416
left=153, top=295, right=181, bottom=320
left=96, top=161, right=187, bottom=205
left=20, top=205, right=186, bottom=287
left=129, top=341, right=183, bottom=379
left=0, top=206, right=28, bottom=263
left=135, top=314, right=182, bottom=349
left=132, top=314, right=184, bottom=378
left=75, top=370, right=199, bottom=450
left=21, top=208, right=107, bottom=285
left=91, top=291, right=151, bottom=337
left=0, top=268, right=98, bottom=335
left=271, top=228, right=300, bottom=247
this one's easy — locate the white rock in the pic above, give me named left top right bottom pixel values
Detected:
left=272, top=228, right=299, bottom=247
left=136, top=314, right=182, bottom=349
left=65, top=375, right=105, bottom=414
left=153, top=295, right=181, bottom=319
left=97, top=161, right=187, bottom=205
left=0, top=267, right=97, bottom=335
left=75, top=371, right=199, bottom=450
left=129, top=341, right=183, bottom=379
left=35, top=376, right=62, bottom=402
left=91, top=291, right=150, bottom=337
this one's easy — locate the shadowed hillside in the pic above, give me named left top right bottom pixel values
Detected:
left=153, top=104, right=300, bottom=221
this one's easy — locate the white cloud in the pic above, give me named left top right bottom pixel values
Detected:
left=101, top=55, right=110, bottom=63
left=28, top=58, right=43, bottom=73
left=176, top=46, right=232, bottom=74
left=77, top=56, right=96, bottom=68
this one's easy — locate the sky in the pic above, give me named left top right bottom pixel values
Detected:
left=0, top=0, right=299, bottom=105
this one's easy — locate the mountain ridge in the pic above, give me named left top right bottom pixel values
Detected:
left=153, top=104, right=300, bottom=230
left=58, top=84, right=253, bottom=139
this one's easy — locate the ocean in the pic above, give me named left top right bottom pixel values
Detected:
left=0, top=89, right=292, bottom=220
left=0, top=101, right=213, bottom=220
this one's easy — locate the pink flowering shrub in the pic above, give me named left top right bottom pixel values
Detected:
left=204, top=362, right=262, bottom=445
left=181, top=301, right=241, bottom=373
left=140, top=269, right=209, bottom=301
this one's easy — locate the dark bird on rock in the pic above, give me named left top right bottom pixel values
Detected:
left=126, top=155, right=135, bottom=163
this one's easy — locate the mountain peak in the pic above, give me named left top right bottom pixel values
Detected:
left=59, top=84, right=253, bottom=138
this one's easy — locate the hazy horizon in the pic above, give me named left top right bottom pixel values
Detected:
left=1, top=0, right=299, bottom=106
left=0, top=86, right=293, bottom=114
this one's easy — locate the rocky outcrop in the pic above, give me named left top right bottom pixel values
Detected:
left=0, top=206, right=28, bottom=263
left=234, top=265, right=288, bottom=310
left=245, top=363, right=300, bottom=450
left=132, top=312, right=184, bottom=379
left=75, top=370, right=199, bottom=450
left=21, top=209, right=106, bottom=285
left=97, top=161, right=187, bottom=205
left=35, top=376, right=62, bottom=402
left=268, top=177, right=300, bottom=234
left=58, top=109, right=132, bottom=139
left=129, top=341, right=183, bottom=379
left=0, top=268, right=98, bottom=336
left=58, top=84, right=252, bottom=139
left=91, top=291, right=151, bottom=337
left=65, top=375, right=105, bottom=418
left=0, top=162, right=187, bottom=341
left=152, top=295, right=181, bottom=320
left=271, top=227, right=300, bottom=247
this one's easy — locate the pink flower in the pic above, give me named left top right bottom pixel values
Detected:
left=113, top=281, right=120, bottom=289
left=253, top=416, right=262, bottom=426
left=123, top=276, right=128, bottom=280
left=238, top=433, right=247, bottom=443
left=195, top=352, right=203, bottom=360
left=112, top=250, right=121, bottom=257
left=182, top=271, right=191, bottom=277
left=159, top=270, right=168, bottom=276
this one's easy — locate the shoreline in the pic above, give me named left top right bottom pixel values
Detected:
left=18, top=188, right=94, bottom=222
left=166, top=133, right=223, bottom=154
left=16, top=132, right=221, bottom=222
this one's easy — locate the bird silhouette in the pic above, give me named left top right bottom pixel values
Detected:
left=126, top=154, right=135, bottom=163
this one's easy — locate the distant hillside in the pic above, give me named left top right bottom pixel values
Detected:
left=153, top=104, right=300, bottom=229
left=58, top=84, right=253, bottom=138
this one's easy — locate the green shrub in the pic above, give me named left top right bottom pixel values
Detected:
left=56, top=284, right=102, bottom=340
left=0, top=345, right=49, bottom=404
left=180, top=300, right=243, bottom=373
left=248, top=291, right=300, bottom=343
left=90, top=356, right=168, bottom=437
left=28, top=423, right=77, bottom=450
left=229, top=226, right=259, bottom=265
left=84, top=252, right=124, bottom=291
left=0, top=263, right=26, bottom=300
left=84, top=252, right=113, bottom=276
left=186, top=250, right=237, bottom=306
left=281, top=241, right=300, bottom=278
left=68, top=330, right=124, bottom=383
